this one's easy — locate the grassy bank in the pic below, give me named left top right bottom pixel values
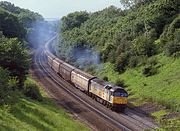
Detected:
left=0, top=78, right=90, bottom=131
left=96, top=54, right=180, bottom=112
left=95, top=54, right=180, bottom=130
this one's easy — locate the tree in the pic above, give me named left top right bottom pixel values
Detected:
left=120, top=0, right=155, bottom=8
left=61, top=11, right=89, bottom=31
left=0, top=67, right=18, bottom=104
left=0, top=8, right=26, bottom=38
left=132, top=35, right=156, bottom=56
left=0, top=33, right=30, bottom=88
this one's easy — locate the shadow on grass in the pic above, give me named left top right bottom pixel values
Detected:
left=0, top=125, right=15, bottom=131
left=8, top=96, right=88, bottom=130
left=39, top=97, right=88, bottom=114
left=10, top=106, right=51, bottom=131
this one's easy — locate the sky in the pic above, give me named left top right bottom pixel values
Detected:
left=1, top=0, right=123, bottom=18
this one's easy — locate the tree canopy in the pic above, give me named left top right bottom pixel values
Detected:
left=57, top=0, right=180, bottom=73
left=0, top=32, right=30, bottom=88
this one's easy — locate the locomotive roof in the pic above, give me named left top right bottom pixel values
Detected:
left=91, top=78, right=125, bottom=92
left=91, top=78, right=110, bottom=86
left=110, top=86, right=124, bottom=92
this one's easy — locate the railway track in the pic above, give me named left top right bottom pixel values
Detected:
left=33, top=47, right=158, bottom=131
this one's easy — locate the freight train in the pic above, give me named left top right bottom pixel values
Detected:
left=44, top=35, right=128, bottom=112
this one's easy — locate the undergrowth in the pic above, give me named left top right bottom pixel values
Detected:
left=0, top=78, right=90, bottom=131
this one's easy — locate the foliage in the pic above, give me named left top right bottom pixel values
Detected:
left=0, top=1, right=43, bottom=28
left=0, top=33, right=30, bottom=88
left=57, top=0, right=179, bottom=74
left=0, top=67, right=18, bottom=105
left=160, top=15, right=180, bottom=57
left=24, top=78, right=42, bottom=101
left=0, top=87, right=89, bottom=131
left=0, top=8, right=26, bottom=38
left=142, top=65, right=157, bottom=76
left=0, top=1, right=44, bottom=47
left=61, top=11, right=89, bottom=31
left=120, top=0, right=155, bottom=8
left=132, top=35, right=156, bottom=56
left=114, top=52, right=129, bottom=73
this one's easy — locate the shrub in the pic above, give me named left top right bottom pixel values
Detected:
left=0, top=67, right=18, bottom=104
left=24, top=78, right=42, bottom=101
left=160, top=15, right=180, bottom=57
left=128, top=55, right=139, bottom=68
left=142, top=65, right=157, bottom=77
left=146, top=56, right=158, bottom=66
left=114, top=52, right=129, bottom=73
left=165, top=40, right=180, bottom=57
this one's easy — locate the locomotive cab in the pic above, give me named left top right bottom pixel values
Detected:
left=110, top=87, right=128, bottom=112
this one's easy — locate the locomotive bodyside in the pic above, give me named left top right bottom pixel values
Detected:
left=90, top=78, right=113, bottom=103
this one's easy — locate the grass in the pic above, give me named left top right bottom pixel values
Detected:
left=0, top=78, right=90, bottom=131
left=152, top=110, right=180, bottom=131
left=120, top=55, right=180, bottom=112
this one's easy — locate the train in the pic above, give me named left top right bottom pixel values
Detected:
left=44, top=35, right=128, bottom=112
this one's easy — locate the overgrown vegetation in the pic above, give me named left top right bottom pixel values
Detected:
left=0, top=1, right=50, bottom=48
left=0, top=32, right=30, bottom=88
left=0, top=78, right=89, bottom=131
left=0, top=67, right=18, bottom=105
left=58, top=0, right=179, bottom=72
left=24, top=78, right=42, bottom=101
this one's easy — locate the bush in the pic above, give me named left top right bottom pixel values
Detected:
left=160, top=15, right=180, bottom=57
left=114, top=52, right=129, bottom=73
left=0, top=67, right=18, bottom=104
left=142, top=65, right=157, bottom=77
left=128, top=55, right=139, bottom=68
left=24, top=78, right=42, bottom=101
left=146, top=56, right=158, bottom=66
left=165, top=40, right=180, bottom=57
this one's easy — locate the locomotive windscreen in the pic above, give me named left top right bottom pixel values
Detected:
left=113, top=90, right=128, bottom=97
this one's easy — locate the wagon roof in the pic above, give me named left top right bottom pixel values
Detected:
left=60, top=62, right=76, bottom=71
left=73, top=68, right=95, bottom=79
left=54, top=58, right=64, bottom=64
left=46, top=51, right=56, bottom=59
